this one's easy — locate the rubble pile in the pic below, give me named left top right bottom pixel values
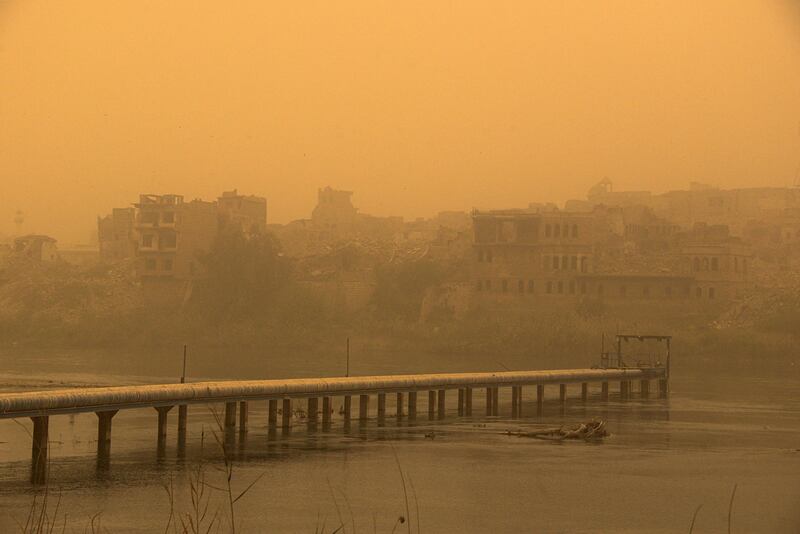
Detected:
left=0, top=258, right=143, bottom=327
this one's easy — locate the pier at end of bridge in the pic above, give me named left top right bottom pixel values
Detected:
left=0, top=366, right=668, bottom=484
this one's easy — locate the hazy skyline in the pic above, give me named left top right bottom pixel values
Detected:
left=2, top=0, right=800, bottom=242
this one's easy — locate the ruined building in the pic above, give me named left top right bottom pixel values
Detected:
left=134, top=194, right=218, bottom=285
left=311, top=187, right=359, bottom=239
left=217, top=189, right=267, bottom=234
left=97, top=208, right=136, bottom=261
left=471, top=207, right=752, bottom=306
left=12, top=235, right=59, bottom=263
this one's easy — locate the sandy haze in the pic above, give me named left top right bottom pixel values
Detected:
left=1, top=0, right=799, bottom=242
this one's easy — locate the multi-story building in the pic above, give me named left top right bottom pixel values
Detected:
left=471, top=207, right=752, bottom=306
left=134, top=194, right=218, bottom=282
left=217, top=189, right=267, bottom=234
left=472, top=209, right=598, bottom=298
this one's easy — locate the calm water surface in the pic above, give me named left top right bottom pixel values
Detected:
left=0, top=347, right=798, bottom=533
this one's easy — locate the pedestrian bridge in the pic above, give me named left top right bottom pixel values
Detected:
left=0, top=367, right=668, bottom=483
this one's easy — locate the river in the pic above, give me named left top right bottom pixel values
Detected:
left=0, top=347, right=798, bottom=532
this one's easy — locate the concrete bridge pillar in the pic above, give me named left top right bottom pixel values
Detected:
left=155, top=406, right=173, bottom=452
left=343, top=396, right=352, bottom=422
left=427, top=391, right=436, bottom=420
left=307, top=398, right=319, bottom=424
left=96, top=410, right=118, bottom=459
left=492, top=388, right=499, bottom=416
left=437, top=389, right=446, bottom=419
left=395, top=392, right=404, bottom=418
left=581, top=383, right=588, bottom=402
left=322, top=397, right=332, bottom=426
left=238, top=401, right=249, bottom=434
left=30, top=416, right=49, bottom=484
left=601, top=382, right=609, bottom=401
left=177, top=405, right=188, bottom=448
left=457, top=388, right=465, bottom=416
left=282, top=399, right=292, bottom=429
left=465, top=387, right=473, bottom=416
left=306, top=397, right=319, bottom=423
left=640, top=380, right=650, bottom=398
left=511, top=386, right=519, bottom=418
left=485, top=387, right=493, bottom=416
left=560, top=384, right=567, bottom=404
left=659, top=378, right=669, bottom=398
left=377, top=393, right=386, bottom=423
left=224, top=402, right=237, bottom=432
left=408, top=392, right=417, bottom=420
left=536, top=385, right=544, bottom=414
left=268, top=399, right=278, bottom=427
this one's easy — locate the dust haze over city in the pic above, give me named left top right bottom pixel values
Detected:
left=1, top=1, right=800, bottom=533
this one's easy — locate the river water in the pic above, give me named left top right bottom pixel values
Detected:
left=0, top=347, right=798, bottom=533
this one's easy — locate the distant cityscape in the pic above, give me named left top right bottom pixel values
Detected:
left=2, top=180, right=799, bottom=318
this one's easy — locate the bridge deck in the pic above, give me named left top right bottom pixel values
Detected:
left=0, top=367, right=664, bottom=418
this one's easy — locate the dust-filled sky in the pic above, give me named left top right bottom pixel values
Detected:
left=1, top=1, right=799, bottom=243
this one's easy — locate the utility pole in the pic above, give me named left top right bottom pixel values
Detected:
left=181, top=344, right=187, bottom=383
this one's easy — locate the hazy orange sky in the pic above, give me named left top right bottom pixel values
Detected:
left=2, top=0, right=799, bottom=243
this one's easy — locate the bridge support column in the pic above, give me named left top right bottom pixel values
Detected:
left=620, top=381, right=630, bottom=400
left=408, top=392, right=417, bottom=420
left=307, top=398, right=319, bottom=425
left=659, top=378, right=669, bottom=398
left=559, top=384, right=567, bottom=405
left=282, top=399, right=292, bottom=430
left=640, top=380, right=650, bottom=398
left=427, top=391, right=436, bottom=420
left=268, top=399, right=278, bottom=428
left=465, top=387, right=473, bottom=416
left=238, top=401, right=249, bottom=434
left=492, top=388, right=499, bottom=416
left=511, top=386, right=519, bottom=418
left=343, top=396, right=352, bottom=423
left=536, top=385, right=544, bottom=414
left=359, top=394, right=369, bottom=422
left=322, top=397, right=332, bottom=426
left=601, top=382, right=609, bottom=401
left=30, top=416, right=49, bottom=484
left=377, top=393, right=386, bottom=423
left=177, top=405, right=188, bottom=449
left=437, top=389, right=446, bottom=419
left=155, top=406, right=173, bottom=452
left=457, top=389, right=465, bottom=416
left=581, top=383, right=588, bottom=402
left=224, top=402, right=237, bottom=432
left=485, top=387, right=493, bottom=416
left=395, top=392, right=404, bottom=418
left=96, top=410, right=118, bottom=460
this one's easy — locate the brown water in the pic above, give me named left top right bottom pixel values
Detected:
left=0, top=348, right=798, bottom=533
